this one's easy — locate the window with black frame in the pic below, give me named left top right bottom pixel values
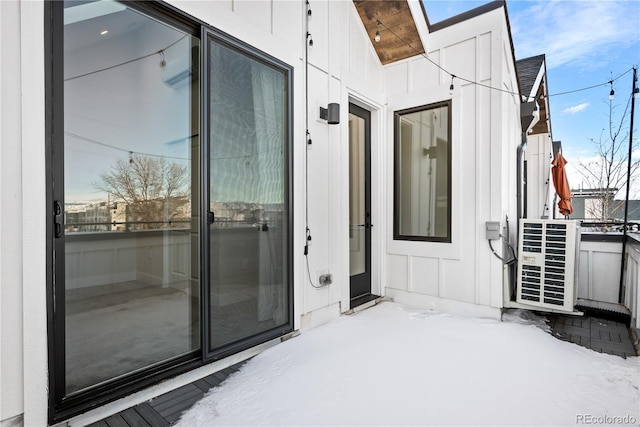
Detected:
left=394, top=101, right=451, bottom=242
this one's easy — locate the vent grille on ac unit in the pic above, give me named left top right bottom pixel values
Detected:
left=522, top=222, right=542, bottom=253
left=516, top=219, right=578, bottom=313
left=520, top=264, right=541, bottom=302
left=544, top=223, right=567, bottom=306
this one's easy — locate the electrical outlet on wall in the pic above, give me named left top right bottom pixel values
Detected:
left=319, top=274, right=332, bottom=285
left=485, top=221, right=500, bottom=240
left=317, top=269, right=332, bottom=286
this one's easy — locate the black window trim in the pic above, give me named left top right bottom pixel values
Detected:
left=393, top=100, right=452, bottom=243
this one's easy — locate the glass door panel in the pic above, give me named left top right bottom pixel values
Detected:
left=348, top=104, right=372, bottom=306
left=349, top=113, right=366, bottom=277
left=62, top=1, right=200, bottom=394
left=207, top=36, right=289, bottom=351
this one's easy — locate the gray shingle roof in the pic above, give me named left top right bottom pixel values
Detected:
left=516, top=54, right=545, bottom=98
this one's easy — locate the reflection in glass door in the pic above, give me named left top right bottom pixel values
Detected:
left=58, top=1, right=200, bottom=396
left=206, top=34, right=291, bottom=353
left=349, top=104, right=372, bottom=307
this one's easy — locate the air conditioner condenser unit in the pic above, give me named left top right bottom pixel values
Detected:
left=516, top=219, right=580, bottom=313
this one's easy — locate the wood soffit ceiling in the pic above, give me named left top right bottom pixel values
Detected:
left=353, top=0, right=425, bottom=65
left=531, top=81, right=550, bottom=135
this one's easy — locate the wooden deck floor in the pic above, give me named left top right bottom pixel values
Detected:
left=548, top=313, right=637, bottom=358
left=87, top=362, right=246, bottom=427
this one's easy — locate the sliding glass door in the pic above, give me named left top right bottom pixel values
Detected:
left=49, top=1, right=292, bottom=421
left=205, top=33, right=292, bottom=355
left=58, top=1, right=201, bottom=397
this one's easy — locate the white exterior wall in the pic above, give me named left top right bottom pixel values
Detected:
left=1, top=1, right=48, bottom=426
left=0, top=0, right=387, bottom=425
left=1, top=1, right=524, bottom=425
left=170, top=0, right=387, bottom=325
left=383, top=7, right=520, bottom=319
left=1, top=3, right=25, bottom=425
left=525, top=133, right=554, bottom=219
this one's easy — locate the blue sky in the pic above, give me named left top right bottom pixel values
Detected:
left=423, top=0, right=640, bottom=191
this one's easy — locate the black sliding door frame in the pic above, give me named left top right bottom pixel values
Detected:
left=47, top=2, right=203, bottom=422
left=201, top=27, right=294, bottom=363
left=46, top=2, right=293, bottom=423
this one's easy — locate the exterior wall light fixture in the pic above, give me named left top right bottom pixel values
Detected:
left=320, top=103, right=340, bottom=124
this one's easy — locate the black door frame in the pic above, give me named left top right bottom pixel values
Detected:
left=200, top=27, right=295, bottom=363
left=47, top=3, right=203, bottom=422
left=348, top=103, right=372, bottom=308
left=45, top=2, right=294, bottom=422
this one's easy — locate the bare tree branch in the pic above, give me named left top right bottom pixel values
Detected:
left=94, top=154, right=189, bottom=229
left=574, top=94, right=637, bottom=223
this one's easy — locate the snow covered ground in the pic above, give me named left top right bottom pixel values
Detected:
left=177, top=302, right=639, bottom=426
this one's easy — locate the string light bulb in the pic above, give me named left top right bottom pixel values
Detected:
left=609, top=80, right=615, bottom=100
left=449, top=74, right=456, bottom=94
left=374, top=29, right=380, bottom=43
left=159, top=51, right=166, bottom=68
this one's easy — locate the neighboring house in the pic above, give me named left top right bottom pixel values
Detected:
left=571, top=187, right=619, bottom=221
left=515, top=54, right=556, bottom=220
left=0, top=1, right=543, bottom=425
left=570, top=188, right=640, bottom=222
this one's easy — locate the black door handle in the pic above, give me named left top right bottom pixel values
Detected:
left=54, top=200, right=63, bottom=238
left=207, top=211, right=215, bottom=224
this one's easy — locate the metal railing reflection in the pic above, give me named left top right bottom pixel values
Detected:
left=64, top=218, right=276, bottom=233
left=580, top=221, right=640, bottom=232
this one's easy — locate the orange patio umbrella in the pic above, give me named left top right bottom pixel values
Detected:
left=551, top=152, right=573, bottom=216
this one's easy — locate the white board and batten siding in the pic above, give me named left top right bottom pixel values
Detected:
left=1, top=1, right=524, bottom=425
left=524, top=132, right=554, bottom=219
left=384, top=7, right=520, bottom=319
left=0, top=1, right=383, bottom=424
left=1, top=1, right=49, bottom=426
left=173, top=1, right=387, bottom=328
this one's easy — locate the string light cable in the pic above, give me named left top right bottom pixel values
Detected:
left=65, top=131, right=192, bottom=161
left=65, top=35, right=188, bottom=82
left=610, top=88, right=634, bottom=144
left=66, top=131, right=280, bottom=162
left=303, top=0, right=324, bottom=288
left=549, top=68, right=634, bottom=98
left=375, top=18, right=635, bottom=100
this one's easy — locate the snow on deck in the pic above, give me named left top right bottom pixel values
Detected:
left=177, top=302, right=639, bottom=426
